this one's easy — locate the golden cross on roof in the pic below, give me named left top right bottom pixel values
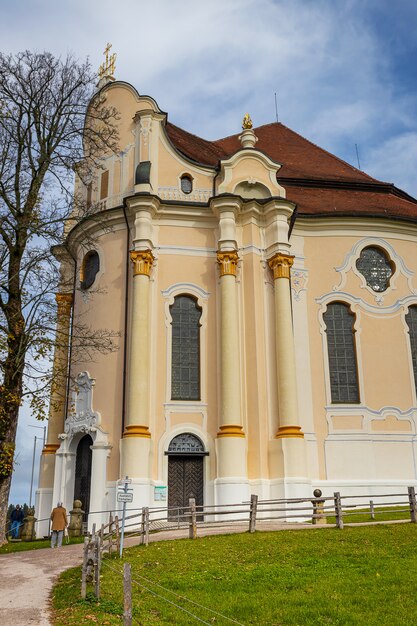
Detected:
left=98, top=42, right=116, bottom=79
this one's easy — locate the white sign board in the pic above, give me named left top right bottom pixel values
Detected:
left=154, top=486, right=167, bottom=501
left=117, top=492, right=133, bottom=503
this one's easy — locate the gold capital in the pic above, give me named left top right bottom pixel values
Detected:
left=275, top=425, right=304, bottom=439
left=217, top=424, right=245, bottom=438
left=268, top=253, right=294, bottom=280
left=56, top=293, right=73, bottom=316
left=217, top=250, right=239, bottom=277
left=123, top=424, right=151, bottom=438
left=130, top=250, right=154, bottom=277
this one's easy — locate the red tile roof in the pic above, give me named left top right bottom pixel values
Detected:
left=165, top=121, right=417, bottom=221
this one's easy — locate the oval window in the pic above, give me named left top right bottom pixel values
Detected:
left=180, top=175, right=193, bottom=194
left=81, top=251, right=100, bottom=290
left=355, top=246, right=393, bottom=293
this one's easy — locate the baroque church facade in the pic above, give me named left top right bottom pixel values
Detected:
left=36, top=72, right=417, bottom=533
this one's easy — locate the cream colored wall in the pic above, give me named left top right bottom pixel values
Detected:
left=71, top=227, right=127, bottom=482
left=299, top=225, right=417, bottom=481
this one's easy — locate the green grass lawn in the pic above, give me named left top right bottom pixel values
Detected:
left=0, top=536, right=85, bottom=554
left=52, top=523, right=417, bottom=625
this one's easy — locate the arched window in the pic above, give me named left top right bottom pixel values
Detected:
left=323, top=302, right=360, bottom=403
left=80, top=251, right=100, bottom=290
left=170, top=295, right=202, bottom=400
left=180, top=174, right=193, bottom=194
left=405, top=306, right=417, bottom=396
left=356, top=246, right=393, bottom=293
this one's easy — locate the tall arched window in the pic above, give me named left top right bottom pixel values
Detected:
left=323, top=302, right=360, bottom=403
left=405, top=306, right=417, bottom=396
left=80, top=250, right=100, bottom=290
left=170, top=295, right=202, bottom=400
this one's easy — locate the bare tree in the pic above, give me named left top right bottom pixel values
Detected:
left=0, top=51, right=119, bottom=543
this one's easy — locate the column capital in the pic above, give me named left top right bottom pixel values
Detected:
left=217, top=250, right=239, bottom=277
left=268, top=252, right=294, bottom=280
left=55, top=293, right=73, bottom=316
left=130, top=249, right=154, bottom=277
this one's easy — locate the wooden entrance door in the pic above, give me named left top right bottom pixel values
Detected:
left=74, top=434, right=92, bottom=514
left=168, top=456, right=204, bottom=520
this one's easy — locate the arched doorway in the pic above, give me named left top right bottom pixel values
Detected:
left=167, top=434, right=207, bottom=520
left=73, top=434, right=93, bottom=514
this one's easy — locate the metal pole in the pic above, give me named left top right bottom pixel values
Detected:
left=29, top=436, right=37, bottom=508
left=119, top=476, right=128, bottom=557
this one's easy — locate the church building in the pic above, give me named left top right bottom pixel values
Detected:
left=36, top=62, right=417, bottom=533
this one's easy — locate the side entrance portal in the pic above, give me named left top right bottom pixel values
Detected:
left=74, top=434, right=93, bottom=514
left=167, top=434, right=206, bottom=520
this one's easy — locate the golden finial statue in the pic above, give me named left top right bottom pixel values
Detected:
left=98, top=43, right=117, bottom=79
left=242, top=113, right=253, bottom=129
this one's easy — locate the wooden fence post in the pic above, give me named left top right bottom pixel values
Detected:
left=189, top=498, right=197, bottom=539
left=94, top=536, right=101, bottom=599
left=144, top=507, right=150, bottom=546
left=81, top=537, right=89, bottom=599
left=369, top=500, right=375, bottom=520
left=333, top=492, right=344, bottom=529
left=408, top=486, right=417, bottom=523
left=123, top=562, right=132, bottom=626
left=140, top=507, right=146, bottom=545
left=249, top=494, right=258, bottom=533
left=115, top=516, right=120, bottom=555
left=108, top=514, right=113, bottom=556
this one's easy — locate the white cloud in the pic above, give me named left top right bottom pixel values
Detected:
left=364, top=132, right=417, bottom=196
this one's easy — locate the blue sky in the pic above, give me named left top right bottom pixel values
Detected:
left=3, top=0, right=417, bottom=503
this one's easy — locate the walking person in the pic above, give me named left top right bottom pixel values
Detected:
left=50, top=502, right=68, bottom=548
left=10, top=504, right=24, bottom=539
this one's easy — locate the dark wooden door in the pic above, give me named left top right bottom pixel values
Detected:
left=74, top=435, right=92, bottom=514
left=168, top=456, right=203, bottom=520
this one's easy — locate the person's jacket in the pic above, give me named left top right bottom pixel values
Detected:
left=11, top=508, right=24, bottom=523
left=50, top=506, right=68, bottom=531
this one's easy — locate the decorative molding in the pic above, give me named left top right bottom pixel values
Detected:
left=123, top=424, right=151, bottom=438
left=217, top=250, right=239, bottom=277
left=217, top=424, right=245, bottom=438
left=268, top=252, right=294, bottom=280
left=56, top=293, right=73, bottom=316
left=291, top=269, right=308, bottom=301
left=64, top=372, right=101, bottom=437
left=333, top=237, right=416, bottom=304
left=130, top=249, right=154, bottom=277
left=275, top=425, right=304, bottom=439
left=317, top=291, right=417, bottom=316
left=158, top=186, right=211, bottom=203
left=325, top=405, right=417, bottom=436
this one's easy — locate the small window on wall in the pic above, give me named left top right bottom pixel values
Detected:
left=180, top=175, right=193, bottom=194
left=100, top=170, right=109, bottom=200
left=356, top=246, right=394, bottom=293
left=170, top=295, right=202, bottom=400
left=405, top=306, right=417, bottom=395
left=80, top=251, right=100, bottom=290
left=323, top=302, right=360, bottom=403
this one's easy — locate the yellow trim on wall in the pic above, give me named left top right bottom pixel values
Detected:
left=123, top=424, right=152, bottom=438
left=217, top=424, right=245, bottom=438
left=42, top=443, right=60, bottom=455
left=275, top=425, right=304, bottom=439
left=217, top=250, right=239, bottom=277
